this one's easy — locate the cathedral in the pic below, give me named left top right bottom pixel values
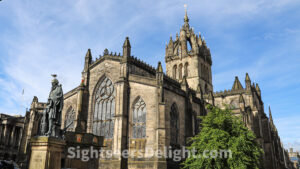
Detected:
left=14, top=12, right=294, bottom=169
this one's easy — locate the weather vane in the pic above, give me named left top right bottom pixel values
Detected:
left=184, top=4, right=187, bottom=12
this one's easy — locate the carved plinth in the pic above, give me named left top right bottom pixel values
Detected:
left=29, top=136, right=66, bottom=169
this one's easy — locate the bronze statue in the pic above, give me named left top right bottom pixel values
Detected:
left=40, top=74, right=64, bottom=138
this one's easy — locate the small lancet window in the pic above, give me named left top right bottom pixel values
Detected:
left=132, top=97, right=147, bottom=138
left=179, top=64, right=183, bottom=79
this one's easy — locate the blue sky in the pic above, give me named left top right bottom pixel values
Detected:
left=0, top=0, right=300, bottom=150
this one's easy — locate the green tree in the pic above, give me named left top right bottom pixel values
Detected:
left=182, top=105, right=262, bottom=169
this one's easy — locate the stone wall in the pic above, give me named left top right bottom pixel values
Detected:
left=0, top=113, right=25, bottom=162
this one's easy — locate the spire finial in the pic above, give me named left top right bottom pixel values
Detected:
left=123, top=37, right=131, bottom=58
left=183, top=4, right=189, bottom=26
left=269, top=105, right=273, bottom=122
left=85, top=48, right=92, bottom=58
left=156, top=61, right=163, bottom=72
left=232, top=76, right=244, bottom=90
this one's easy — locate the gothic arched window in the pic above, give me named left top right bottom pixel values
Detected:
left=184, top=62, right=189, bottom=77
left=173, top=65, right=177, bottom=79
left=170, top=103, right=179, bottom=145
left=93, top=77, right=115, bottom=139
left=65, top=107, right=75, bottom=131
left=132, top=97, right=146, bottom=138
left=179, top=64, right=183, bottom=79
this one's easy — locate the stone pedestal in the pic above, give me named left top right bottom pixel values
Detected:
left=29, top=136, right=66, bottom=169
left=63, top=132, right=104, bottom=169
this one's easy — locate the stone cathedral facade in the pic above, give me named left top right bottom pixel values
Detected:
left=20, top=13, right=294, bottom=169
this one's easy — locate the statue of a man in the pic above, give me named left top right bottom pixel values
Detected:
left=44, top=74, right=64, bottom=137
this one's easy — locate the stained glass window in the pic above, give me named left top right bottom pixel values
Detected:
left=132, top=97, right=146, bottom=138
left=65, top=107, right=75, bottom=131
left=93, top=77, right=115, bottom=139
left=170, top=103, right=179, bottom=144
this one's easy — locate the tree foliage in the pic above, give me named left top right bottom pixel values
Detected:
left=182, top=105, right=262, bottom=169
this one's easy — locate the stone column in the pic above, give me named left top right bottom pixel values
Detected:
left=10, top=126, right=16, bottom=146
left=4, top=125, right=10, bottom=145
left=74, top=83, right=85, bottom=132
left=2, top=124, right=7, bottom=145
left=13, top=127, right=20, bottom=149
left=154, top=65, right=167, bottom=168
left=17, top=127, right=23, bottom=151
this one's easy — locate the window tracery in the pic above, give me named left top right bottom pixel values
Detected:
left=93, top=77, right=115, bottom=139
left=65, top=107, right=75, bottom=131
left=132, top=97, right=146, bottom=138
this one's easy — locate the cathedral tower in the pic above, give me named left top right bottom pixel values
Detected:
left=165, top=10, right=213, bottom=93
